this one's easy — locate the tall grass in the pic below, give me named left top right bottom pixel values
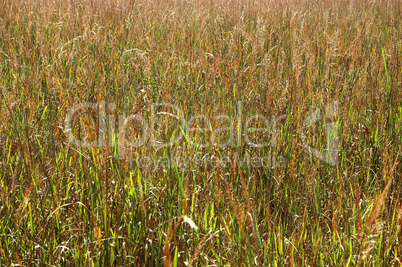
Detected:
left=0, top=0, right=402, bottom=265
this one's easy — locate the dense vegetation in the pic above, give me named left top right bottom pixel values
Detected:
left=1, top=0, right=402, bottom=265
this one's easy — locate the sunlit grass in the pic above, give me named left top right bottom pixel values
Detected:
left=0, top=0, right=402, bottom=265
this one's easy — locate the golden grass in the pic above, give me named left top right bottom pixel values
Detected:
left=0, top=0, right=402, bottom=265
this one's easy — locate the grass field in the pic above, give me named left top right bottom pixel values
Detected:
left=1, top=0, right=402, bottom=265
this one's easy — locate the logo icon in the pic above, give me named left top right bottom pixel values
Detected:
left=302, top=101, right=339, bottom=166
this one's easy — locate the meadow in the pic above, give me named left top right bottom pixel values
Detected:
left=1, top=0, right=402, bottom=265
